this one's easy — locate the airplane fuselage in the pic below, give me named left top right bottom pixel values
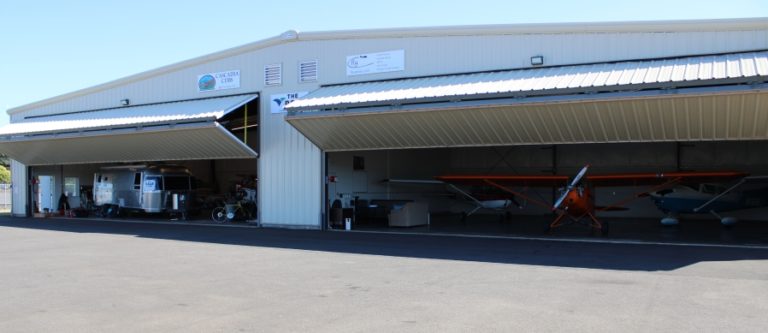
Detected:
left=650, top=185, right=743, bottom=214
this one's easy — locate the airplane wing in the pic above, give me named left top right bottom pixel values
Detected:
left=437, top=171, right=747, bottom=187
left=436, top=170, right=749, bottom=212
left=383, top=179, right=445, bottom=185
left=586, top=171, right=749, bottom=186
left=435, top=175, right=569, bottom=187
left=693, top=175, right=768, bottom=212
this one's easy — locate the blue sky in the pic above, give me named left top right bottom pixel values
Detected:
left=1, top=0, right=766, bottom=126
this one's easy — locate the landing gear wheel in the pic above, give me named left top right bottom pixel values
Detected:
left=460, top=212, right=468, bottom=223
left=600, top=221, right=610, bottom=235
left=212, top=207, right=227, bottom=223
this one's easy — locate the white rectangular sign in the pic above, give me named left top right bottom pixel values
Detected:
left=346, top=50, right=404, bottom=76
left=143, top=179, right=157, bottom=192
left=271, top=92, right=309, bottom=113
left=197, top=70, right=240, bottom=92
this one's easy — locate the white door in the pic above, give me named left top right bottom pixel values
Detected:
left=38, top=176, right=55, bottom=212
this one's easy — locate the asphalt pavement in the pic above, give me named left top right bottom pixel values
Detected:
left=0, top=217, right=766, bottom=332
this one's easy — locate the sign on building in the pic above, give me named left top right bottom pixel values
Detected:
left=346, top=50, right=405, bottom=76
left=197, top=70, right=241, bottom=92
left=271, top=92, right=309, bottom=113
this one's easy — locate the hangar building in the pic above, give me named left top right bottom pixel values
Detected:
left=2, top=18, right=767, bottom=231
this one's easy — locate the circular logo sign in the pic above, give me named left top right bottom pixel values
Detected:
left=198, top=74, right=216, bottom=91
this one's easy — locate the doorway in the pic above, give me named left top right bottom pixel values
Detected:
left=37, top=175, right=55, bottom=213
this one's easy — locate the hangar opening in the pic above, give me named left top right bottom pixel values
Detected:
left=286, top=50, right=768, bottom=237
left=0, top=94, right=260, bottom=223
left=323, top=142, right=768, bottom=236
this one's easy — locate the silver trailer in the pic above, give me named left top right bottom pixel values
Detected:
left=94, top=165, right=193, bottom=214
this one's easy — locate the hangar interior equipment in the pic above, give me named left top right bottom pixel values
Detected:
left=325, top=142, right=768, bottom=232
left=9, top=95, right=259, bottom=221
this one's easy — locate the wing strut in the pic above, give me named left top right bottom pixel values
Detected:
left=445, top=183, right=486, bottom=216
left=693, top=176, right=768, bottom=212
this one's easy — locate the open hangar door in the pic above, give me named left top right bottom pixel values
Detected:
left=286, top=51, right=768, bottom=237
left=325, top=141, right=768, bottom=235
left=3, top=94, right=260, bottom=223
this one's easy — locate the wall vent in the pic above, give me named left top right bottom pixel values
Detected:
left=264, top=63, right=282, bottom=86
left=299, top=60, right=318, bottom=83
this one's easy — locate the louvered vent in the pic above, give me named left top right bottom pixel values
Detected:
left=264, top=63, right=282, bottom=86
left=299, top=60, right=318, bottom=83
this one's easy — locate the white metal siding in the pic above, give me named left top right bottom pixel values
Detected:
left=11, top=160, right=27, bottom=216
left=259, top=97, right=323, bottom=228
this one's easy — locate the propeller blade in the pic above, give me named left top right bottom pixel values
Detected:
left=552, top=190, right=570, bottom=211
left=552, top=165, right=590, bottom=211
left=570, top=165, right=589, bottom=188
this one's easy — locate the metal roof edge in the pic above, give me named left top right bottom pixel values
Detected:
left=296, top=17, right=768, bottom=40
left=21, top=92, right=258, bottom=121
left=0, top=118, right=218, bottom=141
left=8, top=17, right=768, bottom=115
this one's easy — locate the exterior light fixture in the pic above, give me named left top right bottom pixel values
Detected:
left=530, top=55, right=544, bottom=66
left=120, top=99, right=130, bottom=106
left=280, top=30, right=299, bottom=40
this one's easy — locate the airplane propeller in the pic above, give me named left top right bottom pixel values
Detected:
left=552, top=165, right=590, bottom=211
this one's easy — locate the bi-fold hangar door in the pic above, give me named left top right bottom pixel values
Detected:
left=285, top=51, right=768, bottom=151
left=0, top=94, right=259, bottom=165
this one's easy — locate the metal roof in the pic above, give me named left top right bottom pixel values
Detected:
left=1, top=94, right=257, bottom=137
left=285, top=51, right=768, bottom=112
left=0, top=94, right=258, bottom=165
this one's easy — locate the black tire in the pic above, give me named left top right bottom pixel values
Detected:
left=600, top=221, right=610, bottom=235
left=211, top=207, right=227, bottom=223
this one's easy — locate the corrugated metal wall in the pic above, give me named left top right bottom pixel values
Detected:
left=7, top=23, right=768, bottom=227
left=10, top=160, right=26, bottom=216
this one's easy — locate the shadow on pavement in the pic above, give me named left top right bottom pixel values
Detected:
left=1, top=216, right=767, bottom=272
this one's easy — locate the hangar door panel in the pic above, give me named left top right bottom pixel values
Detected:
left=285, top=51, right=768, bottom=151
left=0, top=124, right=256, bottom=165
left=286, top=91, right=768, bottom=151
left=0, top=94, right=258, bottom=165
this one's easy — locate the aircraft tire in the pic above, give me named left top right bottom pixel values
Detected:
left=721, top=217, right=738, bottom=227
left=600, top=221, right=610, bottom=235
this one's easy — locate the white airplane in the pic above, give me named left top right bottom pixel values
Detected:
left=649, top=176, right=768, bottom=226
